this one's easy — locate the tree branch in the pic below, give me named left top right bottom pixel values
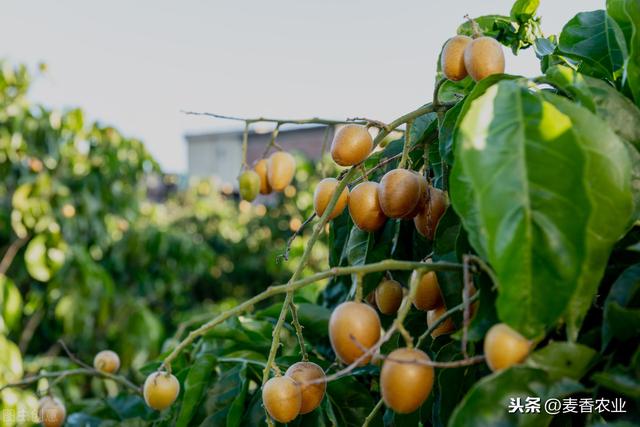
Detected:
left=0, top=236, right=29, bottom=275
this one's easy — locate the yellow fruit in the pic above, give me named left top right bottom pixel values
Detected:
left=38, top=396, right=66, bottom=427
left=93, top=350, right=120, bottom=374
left=414, top=186, right=448, bottom=239
left=267, top=151, right=296, bottom=191
left=254, top=159, right=272, bottom=195
left=285, top=362, right=326, bottom=414
left=427, top=304, right=455, bottom=338
left=329, top=301, right=381, bottom=365
left=484, top=323, right=531, bottom=372
left=378, top=169, right=422, bottom=219
left=411, top=269, right=443, bottom=311
left=238, top=170, right=261, bottom=201
left=313, top=178, right=349, bottom=220
left=463, top=36, right=505, bottom=81
left=441, top=35, right=473, bottom=81
left=143, top=372, right=180, bottom=410
left=262, top=376, right=302, bottom=423
left=405, top=172, right=428, bottom=219
left=330, top=124, right=373, bottom=166
left=381, top=348, right=434, bottom=414
left=348, top=181, right=387, bottom=232
left=375, top=279, right=404, bottom=315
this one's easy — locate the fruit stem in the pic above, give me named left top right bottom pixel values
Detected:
left=464, top=14, right=483, bottom=39
left=288, top=299, right=309, bottom=361
left=398, top=119, right=413, bottom=169
left=362, top=398, right=384, bottom=427
left=319, top=125, right=332, bottom=178
left=415, top=291, right=480, bottom=348
left=354, top=273, right=364, bottom=302
left=260, top=124, right=281, bottom=158
left=240, top=122, right=250, bottom=170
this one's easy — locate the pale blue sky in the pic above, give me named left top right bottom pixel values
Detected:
left=1, top=1, right=601, bottom=172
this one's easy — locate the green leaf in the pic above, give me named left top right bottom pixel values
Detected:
left=175, top=343, right=217, bottom=427
left=592, top=367, right=640, bottom=399
left=0, top=275, right=22, bottom=333
left=326, top=376, right=382, bottom=427
left=510, top=0, right=540, bottom=21
left=201, top=364, right=248, bottom=426
left=558, top=10, right=628, bottom=81
left=449, top=367, right=584, bottom=427
left=603, top=263, right=640, bottom=348
left=439, top=102, right=463, bottom=166
left=526, top=342, right=598, bottom=380
left=541, top=93, right=634, bottom=340
left=543, top=65, right=640, bottom=148
left=450, top=80, right=632, bottom=338
left=607, top=0, right=640, bottom=106
left=346, top=220, right=397, bottom=296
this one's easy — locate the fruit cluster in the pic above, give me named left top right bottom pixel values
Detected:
left=239, top=150, right=296, bottom=201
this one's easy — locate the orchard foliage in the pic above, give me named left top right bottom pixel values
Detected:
left=1, top=0, right=640, bottom=426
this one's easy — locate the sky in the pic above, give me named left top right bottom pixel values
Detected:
left=1, top=0, right=602, bottom=173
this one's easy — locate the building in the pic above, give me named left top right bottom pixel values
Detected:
left=185, top=125, right=334, bottom=185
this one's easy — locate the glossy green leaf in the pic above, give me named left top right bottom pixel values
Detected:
left=592, top=367, right=640, bottom=399
left=449, top=367, right=584, bottom=427
left=558, top=10, right=628, bottom=80
left=526, top=342, right=598, bottom=380
left=607, top=0, right=640, bottom=106
left=450, top=80, right=632, bottom=338
left=511, top=0, right=540, bottom=21
left=603, top=263, right=640, bottom=348
left=175, top=343, right=217, bottom=427
left=326, top=376, right=382, bottom=427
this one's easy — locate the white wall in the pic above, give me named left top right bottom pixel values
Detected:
left=187, top=136, right=242, bottom=185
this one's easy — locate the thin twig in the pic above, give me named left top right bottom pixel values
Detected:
left=416, top=292, right=480, bottom=348
left=362, top=398, right=385, bottom=427
left=182, top=111, right=364, bottom=127
left=58, top=340, right=92, bottom=370
left=278, top=213, right=316, bottom=262
left=461, top=256, right=472, bottom=358
left=0, top=368, right=141, bottom=395
left=288, top=300, right=309, bottom=361
left=0, top=236, right=29, bottom=275
left=398, top=119, right=413, bottom=169
left=260, top=124, right=282, bottom=159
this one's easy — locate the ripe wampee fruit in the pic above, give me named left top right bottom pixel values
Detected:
left=330, top=124, right=373, bottom=166
left=238, top=170, right=261, bottom=201
left=143, top=372, right=180, bottom=410
left=414, top=186, right=447, bottom=239
left=93, top=350, right=120, bottom=374
left=378, top=169, right=422, bottom=219
left=313, top=177, right=349, bottom=220
left=262, top=376, right=302, bottom=423
left=38, top=396, right=66, bottom=427
left=441, top=35, right=472, bottom=81
left=348, top=181, right=387, bottom=232
left=329, top=301, right=381, bottom=365
left=484, top=323, right=531, bottom=372
left=254, top=159, right=272, bottom=195
left=380, top=348, right=434, bottom=414
left=285, top=361, right=326, bottom=414
left=267, top=151, right=296, bottom=191
left=411, top=268, right=443, bottom=311
left=375, top=278, right=403, bottom=315
left=427, top=304, right=455, bottom=338
left=464, top=36, right=505, bottom=81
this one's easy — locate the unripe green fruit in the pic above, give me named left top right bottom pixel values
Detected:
left=375, top=279, right=403, bottom=315
left=93, top=350, right=120, bottom=374
left=239, top=170, right=261, bottom=201
left=330, top=124, right=373, bottom=166
left=38, top=396, right=66, bottom=427
left=441, top=35, right=472, bottom=81
left=262, top=376, right=302, bottom=423
left=329, top=301, right=381, bottom=365
left=380, top=348, right=434, bottom=414
left=285, top=361, right=326, bottom=414
left=143, top=372, right=180, bottom=410
left=463, top=36, right=505, bottom=81
left=484, top=323, right=531, bottom=372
